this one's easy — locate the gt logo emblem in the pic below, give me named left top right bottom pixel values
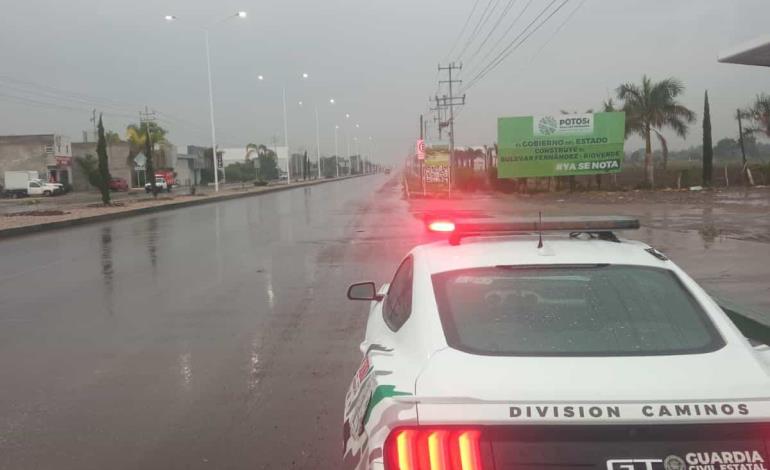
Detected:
left=606, top=459, right=663, bottom=470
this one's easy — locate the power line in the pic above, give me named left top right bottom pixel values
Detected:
left=0, top=75, right=139, bottom=114
left=462, top=0, right=534, bottom=77
left=463, top=0, right=570, bottom=92
left=0, top=74, right=237, bottom=144
left=444, top=0, right=484, bottom=61
left=531, top=0, right=587, bottom=57
left=456, top=0, right=501, bottom=62
left=464, top=0, right=521, bottom=70
left=0, top=90, right=136, bottom=119
left=462, top=0, right=561, bottom=91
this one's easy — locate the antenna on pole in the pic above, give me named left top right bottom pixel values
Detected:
left=537, top=211, right=544, bottom=249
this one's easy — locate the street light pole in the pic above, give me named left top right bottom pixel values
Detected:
left=204, top=29, right=220, bottom=192
left=334, top=125, right=339, bottom=178
left=345, top=114, right=351, bottom=174
left=315, top=105, right=321, bottom=179
left=167, top=12, right=247, bottom=192
left=282, top=86, right=291, bottom=184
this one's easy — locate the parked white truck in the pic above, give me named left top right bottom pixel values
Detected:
left=2, top=171, right=63, bottom=198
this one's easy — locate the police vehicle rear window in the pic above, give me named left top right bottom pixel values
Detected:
left=431, top=265, right=724, bottom=356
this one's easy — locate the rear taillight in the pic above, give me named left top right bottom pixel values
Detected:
left=385, top=427, right=483, bottom=470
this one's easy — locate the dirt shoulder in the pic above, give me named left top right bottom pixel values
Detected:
left=405, top=184, right=770, bottom=313
left=407, top=186, right=770, bottom=244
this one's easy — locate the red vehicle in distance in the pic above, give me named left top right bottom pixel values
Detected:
left=108, top=177, right=129, bottom=191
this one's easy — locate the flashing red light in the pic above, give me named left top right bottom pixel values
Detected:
left=427, top=221, right=456, bottom=233
left=385, top=428, right=483, bottom=470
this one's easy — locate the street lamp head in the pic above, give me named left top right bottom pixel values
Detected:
left=257, top=75, right=264, bottom=81
left=164, top=15, right=177, bottom=21
left=355, top=123, right=360, bottom=129
left=298, top=101, right=304, bottom=107
left=329, top=98, right=335, bottom=104
left=237, top=11, right=248, bottom=18
left=335, top=125, right=340, bottom=129
left=301, top=72, right=309, bottom=79
left=345, top=113, right=350, bottom=119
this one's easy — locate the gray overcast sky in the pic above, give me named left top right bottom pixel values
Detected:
left=0, top=0, right=769, bottom=163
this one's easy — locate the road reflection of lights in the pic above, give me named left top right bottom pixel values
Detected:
left=179, top=352, right=192, bottom=390
left=215, top=205, right=223, bottom=282
left=267, top=275, right=275, bottom=310
left=249, top=337, right=261, bottom=391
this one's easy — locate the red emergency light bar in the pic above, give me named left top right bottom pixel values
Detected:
left=426, top=216, right=640, bottom=245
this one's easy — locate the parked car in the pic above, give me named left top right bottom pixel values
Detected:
left=109, top=177, right=129, bottom=191
left=2, top=171, right=62, bottom=198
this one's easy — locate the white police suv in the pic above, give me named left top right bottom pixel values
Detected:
left=342, top=216, right=770, bottom=470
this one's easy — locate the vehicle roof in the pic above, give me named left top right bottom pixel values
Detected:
left=412, top=234, right=665, bottom=274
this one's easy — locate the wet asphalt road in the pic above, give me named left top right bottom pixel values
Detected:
left=0, top=174, right=423, bottom=470
left=2, top=175, right=769, bottom=470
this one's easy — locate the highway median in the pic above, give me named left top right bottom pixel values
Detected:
left=0, top=175, right=369, bottom=239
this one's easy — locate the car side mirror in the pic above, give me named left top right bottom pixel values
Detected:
left=347, top=282, right=384, bottom=301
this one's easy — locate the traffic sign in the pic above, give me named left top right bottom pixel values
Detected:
left=416, top=139, right=426, bottom=160
left=134, top=152, right=147, bottom=167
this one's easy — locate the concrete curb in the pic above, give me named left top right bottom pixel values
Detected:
left=0, top=175, right=368, bottom=240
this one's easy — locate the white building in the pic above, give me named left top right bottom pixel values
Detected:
left=220, top=147, right=250, bottom=165
left=274, top=146, right=289, bottom=174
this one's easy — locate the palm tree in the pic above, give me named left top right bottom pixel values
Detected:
left=126, top=122, right=169, bottom=171
left=616, top=76, right=696, bottom=186
left=126, top=122, right=167, bottom=148
left=745, top=93, right=770, bottom=137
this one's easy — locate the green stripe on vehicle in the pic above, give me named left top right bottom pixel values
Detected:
left=362, top=385, right=411, bottom=426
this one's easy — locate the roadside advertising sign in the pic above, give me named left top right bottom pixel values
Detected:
left=423, top=144, right=450, bottom=183
left=416, top=139, right=426, bottom=160
left=497, top=112, right=625, bottom=178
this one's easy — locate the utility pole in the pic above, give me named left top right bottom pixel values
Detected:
left=139, top=106, right=159, bottom=189
left=737, top=108, right=747, bottom=168
left=90, top=109, right=97, bottom=141
left=431, top=96, right=445, bottom=140
left=139, top=106, right=159, bottom=186
left=437, top=62, right=465, bottom=197
left=282, top=86, right=291, bottom=184
left=737, top=108, right=753, bottom=186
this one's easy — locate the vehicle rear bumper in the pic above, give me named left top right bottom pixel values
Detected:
left=483, top=423, right=770, bottom=470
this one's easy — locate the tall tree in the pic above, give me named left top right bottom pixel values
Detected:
left=96, top=115, right=112, bottom=204
left=144, top=127, right=157, bottom=197
left=257, top=145, right=279, bottom=180
left=616, top=76, right=696, bottom=187
left=745, top=93, right=770, bottom=137
left=126, top=122, right=168, bottom=148
left=75, top=154, right=102, bottom=191
left=702, top=91, right=713, bottom=187
left=105, top=130, right=122, bottom=144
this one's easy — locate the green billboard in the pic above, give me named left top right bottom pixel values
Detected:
left=497, top=111, right=625, bottom=178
